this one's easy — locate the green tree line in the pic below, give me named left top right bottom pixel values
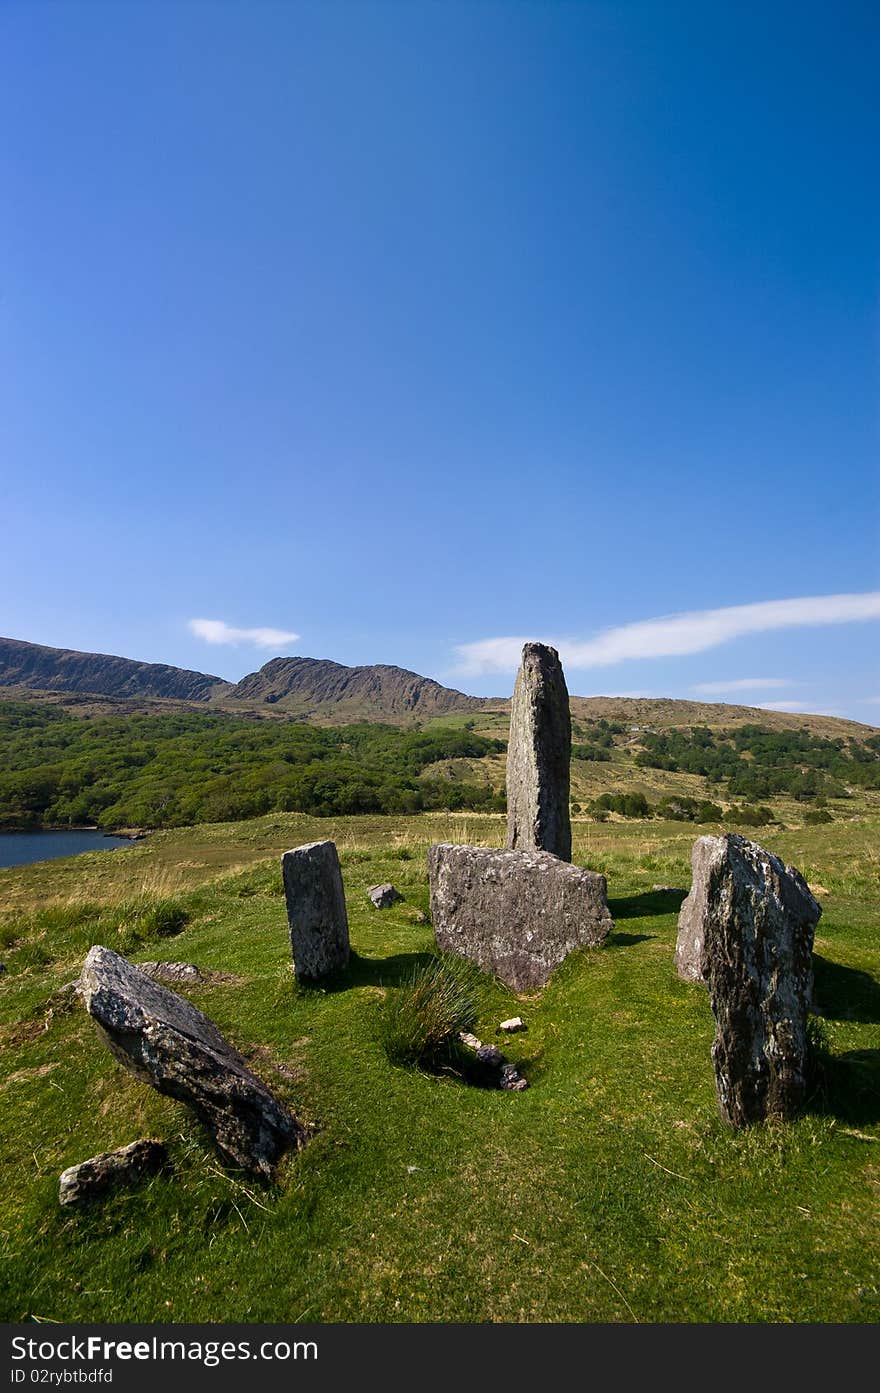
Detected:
left=0, top=702, right=507, bottom=829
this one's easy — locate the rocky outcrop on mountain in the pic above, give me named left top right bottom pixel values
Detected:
left=225, top=656, right=481, bottom=718
left=0, top=637, right=229, bottom=702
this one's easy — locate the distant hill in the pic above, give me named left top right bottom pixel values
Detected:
left=223, top=655, right=482, bottom=720
left=0, top=637, right=230, bottom=703
left=1, top=635, right=876, bottom=743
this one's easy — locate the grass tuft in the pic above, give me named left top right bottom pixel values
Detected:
left=380, top=954, right=481, bottom=1069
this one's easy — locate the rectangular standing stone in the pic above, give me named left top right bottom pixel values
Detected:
left=506, top=642, right=572, bottom=861
left=282, top=840, right=350, bottom=982
left=428, top=842, right=612, bottom=992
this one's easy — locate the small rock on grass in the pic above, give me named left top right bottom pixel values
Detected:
left=59, top=1139, right=167, bottom=1206
left=368, top=883, right=402, bottom=909
left=498, top=1016, right=526, bottom=1033
left=138, top=961, right=204, bottom=984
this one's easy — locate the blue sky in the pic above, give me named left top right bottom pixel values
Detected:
left=2, top=1, right=878, bottom=720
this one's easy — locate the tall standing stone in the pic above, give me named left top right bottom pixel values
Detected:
left=506, top=642, right=572, bottom=862
left=282, top=840, right=350, bottom=982
left=681, top=834, right=821, bottom=1126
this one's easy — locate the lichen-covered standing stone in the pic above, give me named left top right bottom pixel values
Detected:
left=506, top=642, right=572, bottom=861
left=81, top=946, right=305, bottom=1176
left=428, top=843, right=612, bottom=992
left=282, top=840, right=350, bottom=982
left=677, top=834, right=821, bottom=1126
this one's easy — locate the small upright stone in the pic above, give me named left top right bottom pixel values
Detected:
left=282, top=840, right=350, bottom=982
left=506, top=642, right=572, bottom=862
left=678, top=834, right=821, bottom=1126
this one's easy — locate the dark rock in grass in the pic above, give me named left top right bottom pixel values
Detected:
left=458, top=1031, right=529, bottom=1091
left=138, top=961, right=205, bottom=985
left=506, top=643, right=572, bottom=862
left=59, top=1138, right=167, bottom=1206
left=81, top=946, right=305, bottom=1176
left=282, top=840, right=350, bottom=982
left=677, top=834, right=820, bottom=1126
left=499, top=1063, right=529, bottom=1092
left=368, top=883, right=402, bottom=909
left=429, top=843, right=611, bottom=992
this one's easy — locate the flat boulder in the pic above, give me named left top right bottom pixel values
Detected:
left=282, top=840, right=350, bottom=982
left=81, top=946, right=305, bottom=1176
left=677, top=834, right=821, bottom=1126
left=59, top=1139, right=166, bottom=1206
left=428, top=843, right=612, bottom=992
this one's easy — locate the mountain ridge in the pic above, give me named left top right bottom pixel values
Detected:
left=1, top=634, right=876, bottom=739
left=0, top=636, right=230, bottom=703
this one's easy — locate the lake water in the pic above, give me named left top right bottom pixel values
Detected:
left=0, top=829, right=134, bottom=870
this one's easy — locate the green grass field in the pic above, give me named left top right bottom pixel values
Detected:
left=1, top=811, right=878, bottom=1323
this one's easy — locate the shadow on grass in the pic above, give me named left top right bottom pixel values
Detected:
left=295, top=949, right=436, bottom=995
left=812, top=954, right=880, bottom=1025
left=608, top=888, right=687, bottom=920
left=811, top=1049, right=880, bottom=1127
left=605, top=931, right=656, bottom=948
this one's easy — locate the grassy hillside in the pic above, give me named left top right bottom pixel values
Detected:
left=1, top=810, right=878, bottom=1322
left=1, top=695, right=878, bottom=833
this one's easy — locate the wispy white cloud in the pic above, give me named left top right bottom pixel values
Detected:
left=453, top=592, right=880, bottom=677
left=692, top=677, right=790, bottom=694
left=756, top=701, right=846, bottom=717
left=754, top=700, right=812, bottom=712
left=188, top=618, right=300, bottom=649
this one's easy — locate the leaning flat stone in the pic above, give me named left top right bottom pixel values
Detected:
left=282, top=840, right=350, bottom=982
left=81, top=946, right=305, bottom=1176
left=506, top=642, right=572, bottom=861
left=678, top=834, right=821, bottom=1126
left=59, top=1139, right=166, bottom=1206
left=368, top=883, right=402, bottom=909
left=429, top=843, right=612, bottom=992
